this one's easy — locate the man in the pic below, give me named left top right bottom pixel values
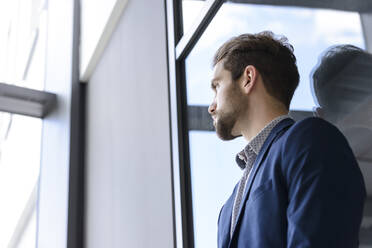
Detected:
left=208, top=31, right=366, bottom=248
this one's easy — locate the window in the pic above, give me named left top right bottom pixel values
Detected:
left=167, top=0, right=372, bottom=247
left=0, top=113, right=41, bottom=247
left=0, top=0, right=51, bottom=247
left=0, top=0, right=47, bottom=90
left=182, top=0, right=206, bottom=34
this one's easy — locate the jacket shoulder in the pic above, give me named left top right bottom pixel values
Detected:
left=282, top=116, right=347, bottom=150
left=279, top=116, right=359, bottom=179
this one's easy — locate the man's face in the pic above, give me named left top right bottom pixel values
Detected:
left=208, top=61, right=245, bottom=140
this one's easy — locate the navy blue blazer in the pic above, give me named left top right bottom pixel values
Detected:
left=217, top=117, right=366, bottom=248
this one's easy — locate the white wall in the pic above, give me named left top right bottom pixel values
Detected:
left=80, top=0, right=128, bottom=81
left=84, top=0, right=174, bottom=247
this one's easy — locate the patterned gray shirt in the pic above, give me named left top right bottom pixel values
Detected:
left=235, top=114, right=292, bottom=169
left=230, top=114, right=292, bottom=237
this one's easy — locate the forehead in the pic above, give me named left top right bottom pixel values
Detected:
left=212, top=60, right=230, bottom=79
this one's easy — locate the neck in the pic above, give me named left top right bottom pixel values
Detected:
left=238, top=104, right=288, bottom=142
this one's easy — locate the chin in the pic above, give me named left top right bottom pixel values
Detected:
left=215, top=122, right=240, bottom=141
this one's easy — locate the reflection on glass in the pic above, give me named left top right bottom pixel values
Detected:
left=311, top=45, right=372, bottom=207
left=0, top=113, right=42, bottom=247
left=0, top=0, right=47, bottom=90
left=184, top=2, right=365, bottom=247
left=0, top=0, right=46, bottom=247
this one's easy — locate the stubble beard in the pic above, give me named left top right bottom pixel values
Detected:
left=215, top=114, right=239, bottom=140
left=214, top=81, right=244, bottom=140
left=214, top=95, right=245, bottom=141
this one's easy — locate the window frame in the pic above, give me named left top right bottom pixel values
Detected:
left=165, top=0, right=372, bottom=247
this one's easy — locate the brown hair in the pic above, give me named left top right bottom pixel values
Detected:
left=213, top=31, right=299, bottom=110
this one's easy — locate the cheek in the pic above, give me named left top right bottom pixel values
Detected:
left=215, top=91, right=226, bottom=106
left=220, top=88, right=237, bottom=105
left=216, top=93, right=232, bottom=112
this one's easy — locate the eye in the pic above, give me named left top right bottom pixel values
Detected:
left=211, top=80, right=220, bottom=92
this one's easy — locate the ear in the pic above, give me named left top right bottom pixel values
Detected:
left=240, top=65, right=258, bottom=94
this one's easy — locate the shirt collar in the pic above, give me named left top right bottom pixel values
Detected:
left=235, top=114, right=292, bottom=170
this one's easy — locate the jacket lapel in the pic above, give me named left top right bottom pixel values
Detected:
left=229, top=118, right=295, bottom=244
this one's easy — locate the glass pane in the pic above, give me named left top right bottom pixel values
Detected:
left=0, top=113, right=42, bottom=247
left=17, top=208, right=37, bottom=248
left=182, top=0, right=206, bottom=36
left=189, top=131, right=244, bottom=248
left=0, top=0, right=47, bottom=90
left=184, top=3, right=364, bottom=110
left=184, top=3, right=366, bottom=247
left=0, top=1, right=45, bottom=246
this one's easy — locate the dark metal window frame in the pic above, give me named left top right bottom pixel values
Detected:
left=165, top=1, right=226, bottom=247
left=67, top=1, right=86, bottom=247
left=165, top=1, right=372, bottom=247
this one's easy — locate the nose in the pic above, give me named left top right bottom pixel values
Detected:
left=208, top=101, right=216, bottom=115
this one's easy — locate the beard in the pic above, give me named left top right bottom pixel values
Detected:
left=213, top=82, right=245, bottom=140
left=214, top=107, right=243, bottom=141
